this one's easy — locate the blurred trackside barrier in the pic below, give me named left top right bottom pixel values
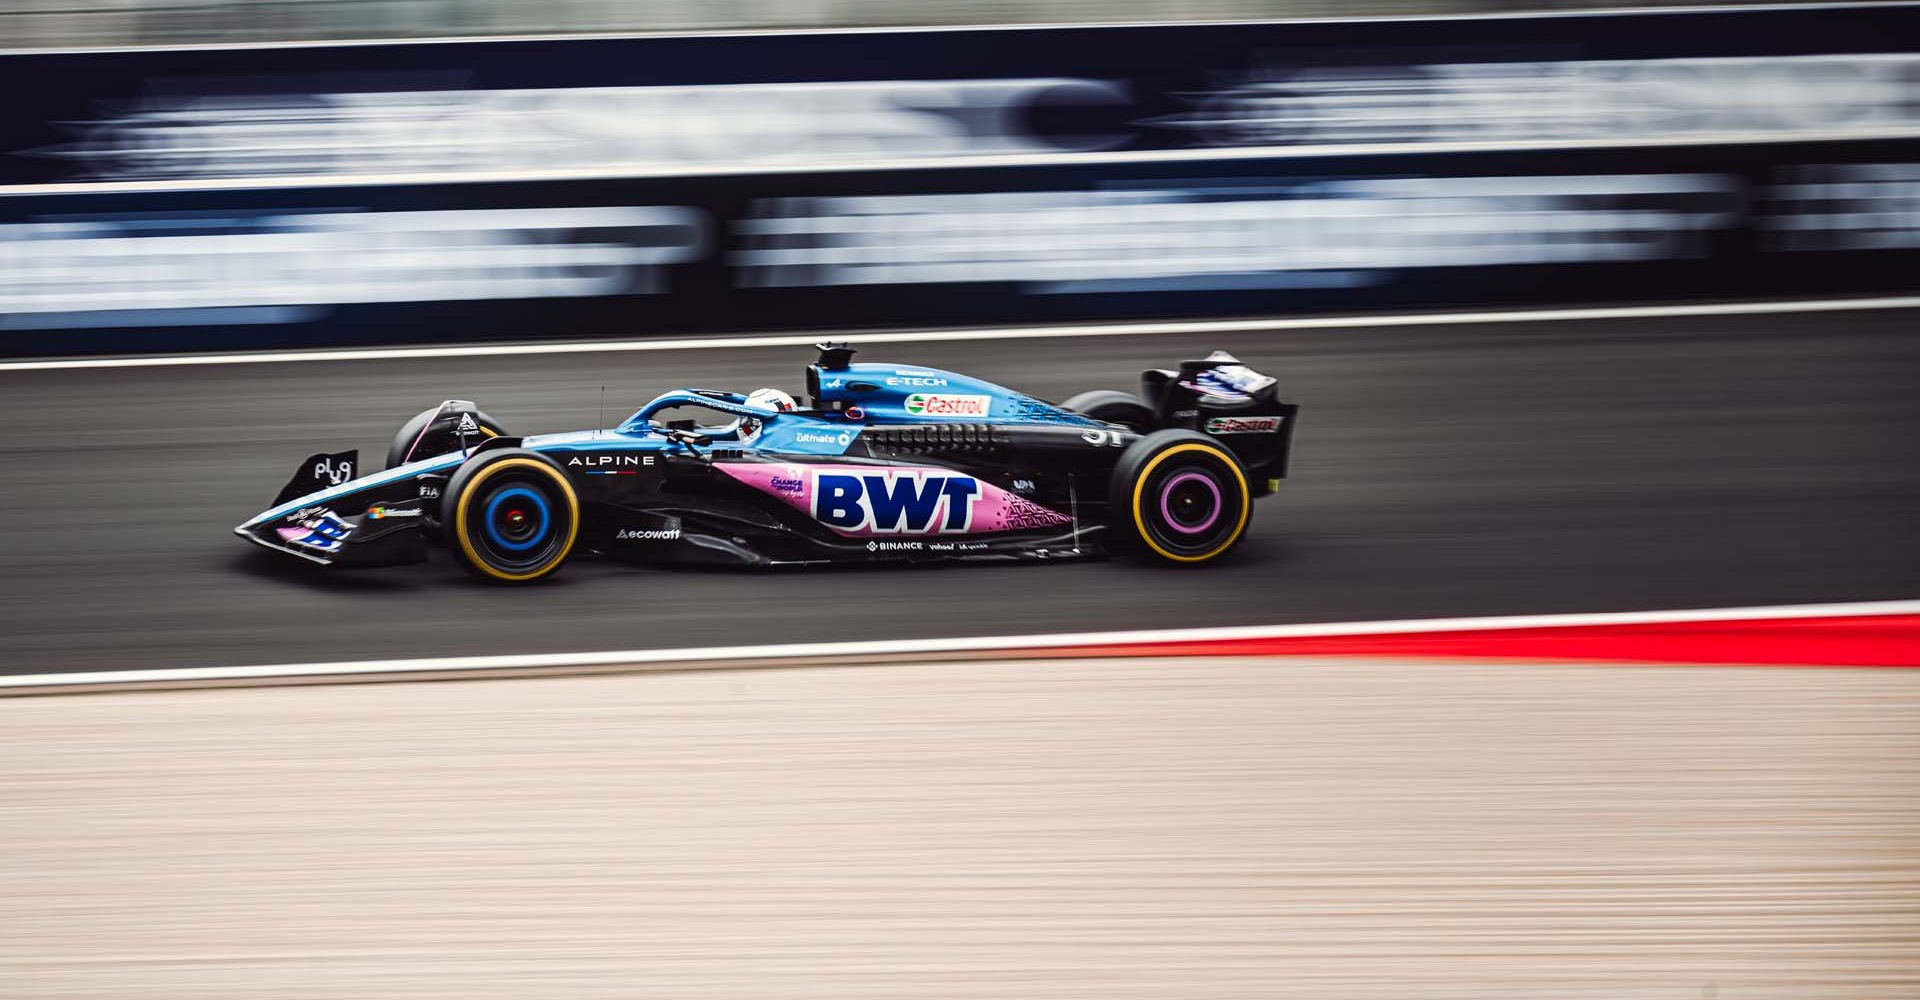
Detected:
left=1, top=4, right=1920, bottom=357
left=0, top=0, right=1774, bottom=50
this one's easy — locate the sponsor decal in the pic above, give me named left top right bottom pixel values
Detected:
left=823, top=378, right=845, bottom=390
left=366, top=505, right=424, bottom=519
left=567, top=453, right=655, bottom=476
left=765, top=463, right=806, bottom=494
left=928, top=541, right=993, bottom=552
left=713, top=462, right=1070, bottom=538
left=1205, top=415, right=1283, bottom=434
left=568, top=454, right=654, bottom=466
left=456, top=412, right=479, bottom=433
left=1185, top=356, right=1277, bottom=402
left=885, top=375, right=949, bottom=387
left=816, top=470, right=981, bottom=534
left=313, top=455, right=354, bottom=486
left=796, top=430, right=854, bottom=446
left=615, top=528, right=681, bottom=541
left=903, top=393, right=991, bottom=417
left=275, top=509, right=353, bottom=553
left=1011, top=479, right=1036, bottom=493
left=867, top=540, right=924, bottom=552
left=1182, top=379, right=1247, bottom=401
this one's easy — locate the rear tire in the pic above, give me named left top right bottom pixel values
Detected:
left=443, top=449, right=579, bottom=583
left=1107, top=430, right=1251, bottom=565
left=386, top=406, right=509, bottom=469
left=1062, top=389, right=1154, bottom=432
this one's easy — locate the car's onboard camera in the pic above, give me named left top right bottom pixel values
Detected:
left=236, top=343, right=1299, bottom=582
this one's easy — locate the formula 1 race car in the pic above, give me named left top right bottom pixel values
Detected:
left=235, top=344, right=1299, bottom=582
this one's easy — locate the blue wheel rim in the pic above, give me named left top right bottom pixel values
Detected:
left=483, top=486, right=551, bottom=552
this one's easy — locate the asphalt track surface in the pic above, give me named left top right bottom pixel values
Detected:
left=3, top=306, right=1919, bottom=674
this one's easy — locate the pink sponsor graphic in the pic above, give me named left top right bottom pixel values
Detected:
left=717, top=463, right=1069, bottom=537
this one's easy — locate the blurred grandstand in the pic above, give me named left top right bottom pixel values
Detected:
left=0, top=0, right=1831, bottom=49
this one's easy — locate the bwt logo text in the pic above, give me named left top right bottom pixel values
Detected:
left=813, top=471, right=980, bottom=534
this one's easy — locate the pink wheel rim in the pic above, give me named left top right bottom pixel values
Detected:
left=1159, top=470, right=1222, bottom=534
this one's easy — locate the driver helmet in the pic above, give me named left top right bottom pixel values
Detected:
left=746, top=387, right=798, bottom=412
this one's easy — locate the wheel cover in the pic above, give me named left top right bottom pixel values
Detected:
left=483, top=486, right=551, bottom=553
left=1131, top=443, right=1249, bottom=562
left=1159, top=471, right=1223, bottom=534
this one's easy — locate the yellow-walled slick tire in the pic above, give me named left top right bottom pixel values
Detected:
left=443, top=449, right=579, bottom=583
left=1107, top=429, right=1251, bottom=565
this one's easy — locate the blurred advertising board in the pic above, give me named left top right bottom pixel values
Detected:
left=1, top=4, right=1918, bottom=353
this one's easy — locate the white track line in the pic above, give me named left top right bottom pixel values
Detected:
left=8, top=599, right=1918, bottom=693
left=6, top=295, right=1920, bottom=373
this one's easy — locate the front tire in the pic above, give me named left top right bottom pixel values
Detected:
left=386, top=406, right=509, bottom=469
left=443, top=449, right=579, bottom=583
left=1107, top=430, right=1251, bottom=565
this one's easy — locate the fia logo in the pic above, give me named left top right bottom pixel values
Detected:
left=813, top=470, right=980, bottom=534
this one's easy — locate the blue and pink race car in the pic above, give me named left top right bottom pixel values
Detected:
left=236, top=344, right=1298, bottom=582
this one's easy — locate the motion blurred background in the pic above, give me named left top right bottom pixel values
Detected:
left=0, top=0, right=1795, bottom=47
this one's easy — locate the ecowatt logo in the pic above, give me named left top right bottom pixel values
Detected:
left=616, top=528, right=681, bottom=541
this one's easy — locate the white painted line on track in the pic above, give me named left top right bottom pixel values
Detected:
left=8, top=599, right=1918, bottom=693
left=5, top=294, right=1920, bottom=374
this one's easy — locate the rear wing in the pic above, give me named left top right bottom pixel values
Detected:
left=1142, top=352, right=1298, bottom=491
